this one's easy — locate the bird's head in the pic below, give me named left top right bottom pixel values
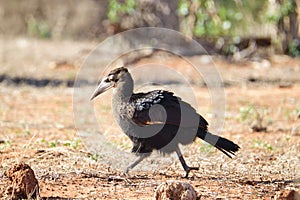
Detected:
left=90, top=67, right=129, bottom=100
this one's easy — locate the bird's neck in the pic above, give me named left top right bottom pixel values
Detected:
left=113, top=73, right=134, bottom=102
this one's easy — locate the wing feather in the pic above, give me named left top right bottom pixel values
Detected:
left=130, top=90, right=208, bottom=129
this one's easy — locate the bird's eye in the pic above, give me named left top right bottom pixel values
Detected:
left=104, top=77, right=110, bottom=82
left=108, top=74, right=115, bottom=81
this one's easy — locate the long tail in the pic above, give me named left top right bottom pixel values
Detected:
left=197, top=130, right=240, bottom=158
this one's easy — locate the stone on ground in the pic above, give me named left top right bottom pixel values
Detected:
left=5, top=162, right=39, bottom=200
left=155, top=181, right=197, bottom=200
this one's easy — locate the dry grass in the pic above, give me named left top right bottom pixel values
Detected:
left=0, top=83, right=299, bottom=199
left=0, top=38, right=299, bottom=199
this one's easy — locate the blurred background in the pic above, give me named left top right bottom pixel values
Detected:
left=1, top=1, right=300, bottom=199
left=0, top=0, right=299, bottom=56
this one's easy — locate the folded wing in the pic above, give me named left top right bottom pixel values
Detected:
left=130, top=90, right=208, bottom=130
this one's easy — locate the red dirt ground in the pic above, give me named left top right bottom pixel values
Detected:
left=0, top=38, right=299, bottom=199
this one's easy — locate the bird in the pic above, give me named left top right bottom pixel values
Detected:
left=90, top=67, right=240, bottom=177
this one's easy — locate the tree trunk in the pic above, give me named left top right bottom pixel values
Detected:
left=276, top=0, right=299, bottom=54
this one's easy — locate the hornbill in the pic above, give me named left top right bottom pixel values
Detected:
left=90, top=67, right=240, bottom=177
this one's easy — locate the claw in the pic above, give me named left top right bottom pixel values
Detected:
left=176, top=147, right=199, bottom=178
left=121, top=167, right=131, bottom=177
left=124, top=168, right=129, bottom=174
left=184, top=166, right=199, bottom=178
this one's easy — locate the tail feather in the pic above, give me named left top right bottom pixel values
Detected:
left=197, top=130, right=240, bottom=158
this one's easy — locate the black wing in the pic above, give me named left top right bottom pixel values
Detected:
left=130, top=90, right=208, bottom=129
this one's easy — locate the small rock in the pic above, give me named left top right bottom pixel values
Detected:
left=49, top=60, right=76, bottom=70
left=155, top=181, right=197, bottom=200
left=5, top=162, right=39, bottom=200
left=251, top=125, right=267, bottom=132
left=278, top=82, right=293, bottom=88
left=286, top=190, right=300, bottom=200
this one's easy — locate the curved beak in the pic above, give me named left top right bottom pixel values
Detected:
left=90, top=77, right=114, bottom=100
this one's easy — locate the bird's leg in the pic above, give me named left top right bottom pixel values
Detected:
left=175, top=147, right=199, bottom=178
left=125, top=153, right=149, bottom=173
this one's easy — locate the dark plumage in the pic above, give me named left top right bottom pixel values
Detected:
left=90, top=67, right=240, bottom=177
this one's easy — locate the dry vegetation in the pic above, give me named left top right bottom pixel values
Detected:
left=0, top=38, right=300, bottom=199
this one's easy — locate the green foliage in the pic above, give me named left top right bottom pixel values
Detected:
left=89, top=153, right=101, bottom=161
left=27, top=16, right=51, bottom=39
left=177, top=0, right=189, bottom=16
left=108, top=0, right=136, bottom=23
left=105, top=0, right=298, bottom=56
left=239, top=104, right=257, bottom=123
left=72, top=138, right=81, bottom=149
left=284, top=136, right=291, bottom=141
left=266, top=0, right=295, bottom=23
left=251, top=139, right=273, bottom=150
left=63, top=138, right=81, bottom=149
left=198, top=143, right=214, bottom=154
left=239, top=104, right=270, bottom=132
left=24, top=130, right=31, bottom=135
left=280, top=0, right=295, bottom=16
left=239, top=104, right=268, bottom=124
left=178, top=0, right=269, bottom=37
left=37, top=138, right=81, bottom=149
left=288, top=39, right=300, bottom=57
left=48, top=141, right=58, bottom=148
left=0, top=141, right=11, bottom=151
left=37, top=138, right=46, bottom=145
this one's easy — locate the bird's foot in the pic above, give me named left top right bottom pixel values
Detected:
left=184, top=166, right=199, bottom=178
left=123, top=167, right=131, bottom=176
left=125, top=167, right=129, bottom=174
